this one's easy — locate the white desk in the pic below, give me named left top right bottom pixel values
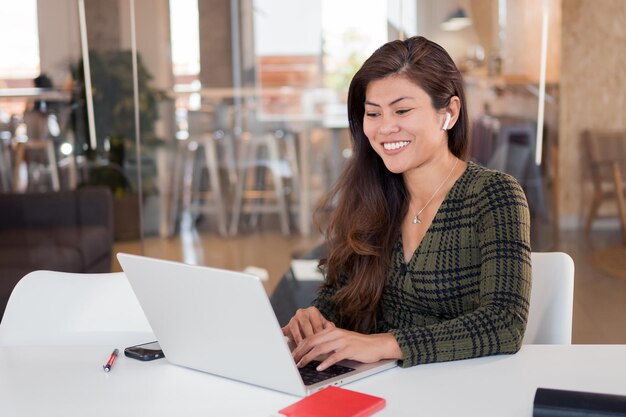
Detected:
left=1, top=344, right=625, bottom=416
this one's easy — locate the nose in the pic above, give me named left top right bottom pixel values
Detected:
left=379, top=116, right=400, bottom=135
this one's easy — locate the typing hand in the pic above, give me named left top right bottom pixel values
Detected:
left=292, top=327, right=402, bottom=371
left=281, top=306, right=333, bottom=346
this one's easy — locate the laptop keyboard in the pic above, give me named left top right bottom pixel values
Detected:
left=299, top=360, right=355, bottom=385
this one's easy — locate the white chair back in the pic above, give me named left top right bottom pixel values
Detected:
left=0, top=271, right=153, bottom=346
left=523, top=252, right=575, bottom=345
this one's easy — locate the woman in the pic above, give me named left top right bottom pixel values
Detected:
left=283, top=36, right=531, bottom=371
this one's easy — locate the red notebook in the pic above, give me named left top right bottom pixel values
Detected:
left=277, top=386, right=386, bottom=417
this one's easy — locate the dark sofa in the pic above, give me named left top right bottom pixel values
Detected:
left=0, top=187, right=113, bottom=320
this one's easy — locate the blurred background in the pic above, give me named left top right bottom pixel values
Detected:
left=1, top=0, right=625, bottom=343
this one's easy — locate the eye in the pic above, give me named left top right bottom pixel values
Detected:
left=365, top=111, right=380, bottom=118
left=396, top=108, right=412, bottom=115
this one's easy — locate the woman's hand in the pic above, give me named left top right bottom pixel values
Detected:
left=291, top=327, right=403, bottom=371
left=281, top=306, right=333, bottom=345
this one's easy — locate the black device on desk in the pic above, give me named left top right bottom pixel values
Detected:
left=534, top=388, right=626, bottom=416
left=124, top=341, right=165, bottom=361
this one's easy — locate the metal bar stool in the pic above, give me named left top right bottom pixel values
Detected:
left=168, top=133, right=229, bottom=237
left=229, top=127, right=300, bottom=236
left=168, top=109, right=235, bottom=237
left=12, top=111, right=61, bottom=192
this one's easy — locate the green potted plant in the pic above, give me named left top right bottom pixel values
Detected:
left=71, top=49, right=169, bottom=240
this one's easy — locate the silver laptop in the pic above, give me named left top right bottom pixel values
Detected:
left=117, top=253, right=396, bottom=396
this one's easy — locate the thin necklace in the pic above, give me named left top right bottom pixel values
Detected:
left=411, top=158, right=459, bottom=225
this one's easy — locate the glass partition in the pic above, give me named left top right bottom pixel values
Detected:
left=418, top=0, right=561, bottom=250
left=0, top=0, right=558, bottom=306
left=3, top=0, right=626, bottom=345
left=0, top=0, right=78, bottom=193
left=0, top=0, right=623, bottom=344
left=0, top=0, right=101, bottom=319
left=141, top=0, right=557, bottom=279
left=0, top=0, right=560, bottom=250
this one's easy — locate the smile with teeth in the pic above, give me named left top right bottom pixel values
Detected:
left=383, top=141, right=410, bottom=150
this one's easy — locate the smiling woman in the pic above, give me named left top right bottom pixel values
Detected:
left=282, top=36, right=531, bottom=371
left=363, top=75, right=458, bottom=175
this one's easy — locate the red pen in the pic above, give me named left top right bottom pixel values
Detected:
left=102, top=348, right=119, bottom=372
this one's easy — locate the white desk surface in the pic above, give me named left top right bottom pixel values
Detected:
left=1, top=344, right=625, bottom=417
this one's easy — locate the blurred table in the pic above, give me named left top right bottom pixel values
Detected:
left=0, top=87, right=71, bottom=100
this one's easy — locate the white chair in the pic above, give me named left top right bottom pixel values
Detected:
left=0, top=271, right=153, bottom=346
left=523, top=252, right=575, bottom=345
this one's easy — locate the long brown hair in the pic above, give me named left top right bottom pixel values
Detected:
left=315, top=36, right=469, bottom=333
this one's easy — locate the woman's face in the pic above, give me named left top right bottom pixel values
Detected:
left=363, top=74, right=450, bottom=174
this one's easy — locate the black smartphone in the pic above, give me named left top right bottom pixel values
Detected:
left=124, top=341, right=165, bottom=361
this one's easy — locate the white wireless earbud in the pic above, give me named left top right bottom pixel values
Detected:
left=442, top=112, right=452, bottom=131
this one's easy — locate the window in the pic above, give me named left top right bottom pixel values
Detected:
left=169, top=0, right=200, bottom=86
left=0, top=0, right=40, bottom=81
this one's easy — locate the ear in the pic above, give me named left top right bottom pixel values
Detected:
left=443, top=96, right=461, bottom=130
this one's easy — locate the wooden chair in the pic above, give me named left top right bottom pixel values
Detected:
left=582, top=130, right=626, bottom=243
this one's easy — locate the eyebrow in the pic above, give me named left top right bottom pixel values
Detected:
left=364, top=97, right=412, bottom=107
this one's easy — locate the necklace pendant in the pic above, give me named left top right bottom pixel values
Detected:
left=412, top=215, right=421, bottom=225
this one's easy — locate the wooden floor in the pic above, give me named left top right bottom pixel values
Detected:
left=112, top=229, right=323, bottom=296
left=557, top=229, right=626, bottom=344
left=113, top=221, right=626, bottom=345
